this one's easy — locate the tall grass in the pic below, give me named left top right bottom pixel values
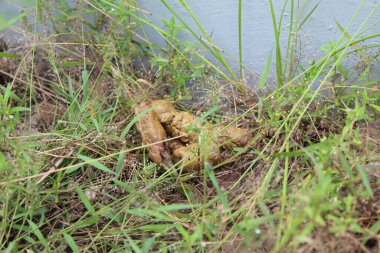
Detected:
left=238, top=0, right=243, bottom=79
left=0, top=0, right=379, bottom=252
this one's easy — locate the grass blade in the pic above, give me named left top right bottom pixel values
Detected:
left=142, top=237, right=155, bottom=253
left=299, top=1, right=320, bottom=29
left=0, top=52, right=19, bottom=58
left=259, top=49, right=273, bottom=89
left=27, top=220, right=51, bottom=251
left=124, top=233, right=143, bottom=253
left=63, top=233, right=80, bottom=253
left=154, top=203, right=199, bottom=212
left=356, top=164, right=373, bottom=197
left=75, top=186, right=96, bottom=215
left=112, top=179, right=133, bottom=191
left=0, top=12, right=27, bottom=31
left=238, top=0, right=243, bottom=78
left=4, top=241, right=15, bottom=253
left=78, top=154, right=116, bottom=176
left=268, top=0, right=283, bottom=87
left=127, top=209, right=175, bottom=222
left=205, top=165, right=229, bottom=213
left=115, top=147, right=125, bottom=176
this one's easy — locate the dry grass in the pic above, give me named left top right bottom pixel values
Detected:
left=0, top=1, right=380, bottom=252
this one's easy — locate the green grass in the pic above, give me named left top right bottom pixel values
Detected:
left=0, top=0, right=379, bottom=252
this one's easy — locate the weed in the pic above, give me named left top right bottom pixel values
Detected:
left=0, top=0, right=379, bottom=252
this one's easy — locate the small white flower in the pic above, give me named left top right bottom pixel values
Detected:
left=255, top=229, right=261, bottom=234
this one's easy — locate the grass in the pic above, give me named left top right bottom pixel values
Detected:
left=0, top=0, right=379, bottom=252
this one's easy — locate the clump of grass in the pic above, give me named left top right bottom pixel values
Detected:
left=0, top=0, right=379, bottom=252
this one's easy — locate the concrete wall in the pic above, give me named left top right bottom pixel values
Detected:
left=1, top=0, right=379, bottom=78
left=136, top=0, right=380, bottom=76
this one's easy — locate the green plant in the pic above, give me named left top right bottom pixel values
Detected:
left=148, top=16, right=205, bottom=98
left=0, top=84, right=29, bottom=137
left=0, top=0, right=379, bottom=252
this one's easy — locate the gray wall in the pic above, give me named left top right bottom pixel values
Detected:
left=137, top=0, right=380, bottom=76
left=1, top=0, right=379, bottom=78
